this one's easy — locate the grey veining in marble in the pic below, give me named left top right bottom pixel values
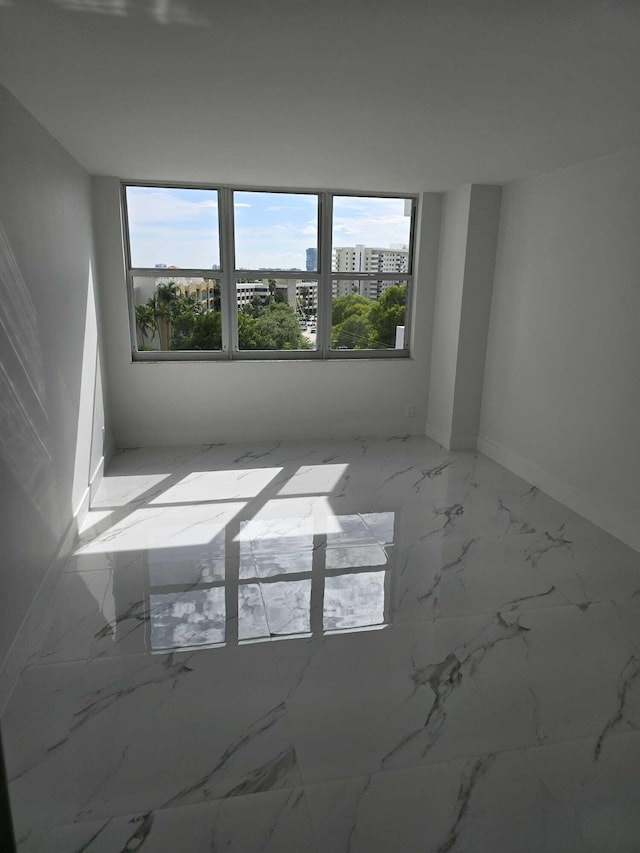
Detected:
left=3, top=436, right=640, bottom=851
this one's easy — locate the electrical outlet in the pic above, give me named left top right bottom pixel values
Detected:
left=405, top=404, right=415, bottom=418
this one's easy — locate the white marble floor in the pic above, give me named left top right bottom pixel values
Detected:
left=4, top=436, right=640, bottom=852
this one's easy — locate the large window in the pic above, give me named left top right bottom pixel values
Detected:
left=123, top=184, right=416, bottom=360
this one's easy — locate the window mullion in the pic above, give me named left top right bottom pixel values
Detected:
left=219, top=187, right=237, bottom=357
left=317, top=192, right=333, bottom=357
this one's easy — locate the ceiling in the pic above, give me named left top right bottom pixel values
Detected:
left=1, top=0, right=639, bottom=191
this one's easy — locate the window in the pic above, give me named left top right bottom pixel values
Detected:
left=123, top=184, right=416, bottom=360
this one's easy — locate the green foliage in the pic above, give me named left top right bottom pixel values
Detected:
left=138, top=278, right=406, bottom=354
left=162, top=289, right=222, bottom=350
left=191, top=312, right=222, bottom=350
left=331, top=294, right=375, bottom=348
left=170, top=308, right=197, bottom=349
left=135, top=304, right=156, bottom=344
left=136, top=285, right=310, bottom=352
left=330, top=286, right=406, bottom=350
left=245, top=294, right=268, bottom=318
left=239, top=297, right=311, bottom=350
left=168, top=289, right=203, bottom=349
left=333, top=314, right=372, bottom=349
left=207, top=280, right=221, bottom=313
left=237, top=312, right=262, bottom=350
left=368, top=285, right=406, bottom=348
left=331, top=294, right=371, bottom=327
left=253, top=302, right=311, bottom=350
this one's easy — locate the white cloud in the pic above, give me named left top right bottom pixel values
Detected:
left=330, top=197, right=411, bottom=248
left=127, top=187, right=218, bottom=225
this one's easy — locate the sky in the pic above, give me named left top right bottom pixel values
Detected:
left=126, top=187, right=412, bottom=271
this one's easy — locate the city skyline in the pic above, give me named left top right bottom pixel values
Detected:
left=126, top=187, right=411, bottom=270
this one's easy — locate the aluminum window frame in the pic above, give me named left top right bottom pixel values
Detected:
left=122, top=182, right=418, bottom=362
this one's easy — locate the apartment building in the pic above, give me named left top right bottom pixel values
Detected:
left=332, top=244, right=409, bottom=297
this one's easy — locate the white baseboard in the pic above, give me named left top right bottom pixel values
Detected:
left=477, top=434, right=640, bottom=553
left=0, top=517, right=77, bottom=716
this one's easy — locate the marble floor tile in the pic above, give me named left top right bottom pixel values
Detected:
left=18, top=788, right=317, bottom=853
left=451, top=603, right=640, bottom=748
left=273, top=621, right=526, bottom=783
left=391, top=532, right=583, bottom=623
left=29, top=567, right=149, bottom=664
left=524, top=730, right=640, bottom=853
left=3, top=436, right=639, bottom=850
left=4, top=646, right=300, bottom=834
left=305, top=751, right=587, bottom=853
left=75, top=501, right=242, bottom=555
left=538, top=527, right=640, bottom=606
left=29, top=555, right=272, bottom=662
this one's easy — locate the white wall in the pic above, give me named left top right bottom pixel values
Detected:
left=0, top=84, right=107, bottom=700
left=93, top=178, right=441, bottom=447
left=451, top=185, right=502, bottom=445
left=426, top=185, right=471, bottom=447
left=427, top=185, right=501, bottom=450
left=479, top=148, right=640, bottom=550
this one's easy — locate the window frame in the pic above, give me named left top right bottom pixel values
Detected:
left=122, top=181, right=418, bottom=361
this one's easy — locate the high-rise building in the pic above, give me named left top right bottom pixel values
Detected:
left=306, top=247, right=317, bottom=271
left=333, top=244, right=408, bottom=274
left=332, top=244, right=409, bottom=297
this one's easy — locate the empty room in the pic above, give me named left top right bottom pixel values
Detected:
left=1, top=1, right=639, bottom=850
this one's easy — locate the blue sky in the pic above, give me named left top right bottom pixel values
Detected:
left=126, top=187, right=411, bottom=270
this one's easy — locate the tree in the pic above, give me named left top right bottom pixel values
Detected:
left=150, top=281, right=180, bottom=349
left=190, top=311, right=222, bottom=350
left=237, top=312, right=261, bottom=349
left=331, top=294, right=373, bottom=349
left=142, top=281, right=207, bottom=350
left=206, top=280, right=221, bottom=312
left=170, top=305, right=197, bottom=349
left=368, top=285, right=406, bottom=348
left=253, top=302, right=311, bottom=350
left=135, top=303, right=157, bottom=347
left=333, top=313, right=373, bottom=349
left=332, top=293, right=371, bottom=327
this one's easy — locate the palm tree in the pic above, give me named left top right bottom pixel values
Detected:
left=211, top=281, right=221, bottom=312
left=135, top=303, right=157, bottom=348
left=153, top=281, right=180, bottom=349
